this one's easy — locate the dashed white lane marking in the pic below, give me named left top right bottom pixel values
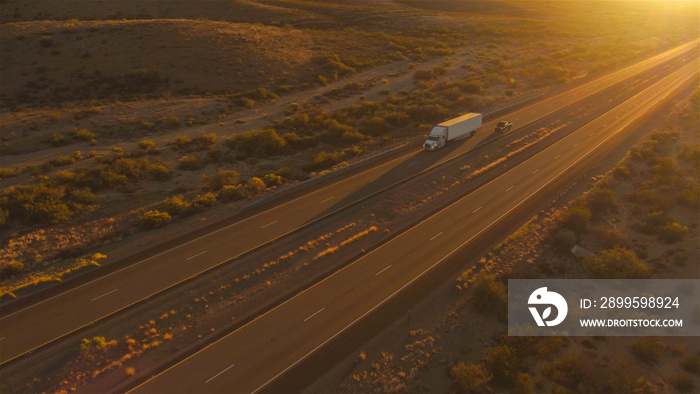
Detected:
left=91, top=289, right=119, bottom=302
left=472, top=206, right=482, bottom=213
left=532, top=169, right=540, bottom=174
left=375, top=265, right=392, bottom=276
left=303, top=307, right=326, bottom=322
left=320, top=196, right=335, bottom=203
left=554, top=155, right=561, bottom=160
left=573, top=143, right=579, bottom=147
left=589, top=133, right=594, bottom=136
left=369, top=177, right=379, bottom=183
left=205, top=363, right=236, bottom=384
left=186, top=251, right=208, bottom=261
left=505, top=186, right=514, bottom=192
left=430, top=232, right=443, bottom=241
left=408, top=161, right=418, bottom=166
left=261, top=220, right=278, bottom=229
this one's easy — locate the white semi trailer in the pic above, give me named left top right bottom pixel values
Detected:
left=423, top=113, right=482, bottom=151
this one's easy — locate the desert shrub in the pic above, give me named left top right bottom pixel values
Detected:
left=284, top=103, right=300, bottom=115
left=262, top=173, right=283, bottom=187
left=413, top=69, right=434, bottom=81
left=193, top=193, right=217, bottom=207
left=202, top=170, right=239, bottom=191
left=162, top=195, right=190, bottom=215
left=192, top=133, right=217, bottom=150
left=637, top=210, right=671, bottom=234
left=514, top=373, right=533, bottom=394
left=553, top=229, right=577, bottom=252
left=138, top=140, right=155, bottom=150
left=39, top=35, right=53, bottom=47
left=80, top=336, right=108, bottom=358
left=584, top=247, right=649, bottom=279
left=459, top=80, right=482, bottom=94
left=671, top=374, right=695, bottom=393
left=631, top=337, right=664, bottom=363
left=148, top=164, right=172, bottom=181
left=48, top=132, right=67, bottom=147
left=471, top=273, right=507, bottom=316
left=1, top=183, right=73, bottom=224
left=219, top=185, right=246, bottom=201
left=0, top=260, right=24, bottom=277
left=677, top=144, right=700, bottom=168
left=283, top=132, right=316, bottom=150
left=612, top=165, right=631, bottom=180
left=678, top=183, right=700, bottom=207
left=233, top=97, right=255, bottom=108
left=484, top=344, right=520, bottom=388
left=679, top=355, right=700, bottom=375
left=225, top=129, right=286, bottom=157
left=178, top=155, right=204, bottom=171
left=562, top=206, right=591, bottom=234
left=658, top=221, right=688, bottom=243
left=593, top=227, right=628, bottom=249
left=71, top=128, right=95, bottom=141
left=245, top=177, right=266, bottom=196
left=141, top=210, right=171, bottom=229
left=0, top=168, right=15, bottom=179
left=451, top=362, right=491, bottom=393
left=537, top=66, right=569, bottom=84
left=0, top=208, right=8, bottom=226
left=173, top=135, right=191, bottom=150
left=633, top=189, right=673, bottom=210
left=304, top=151, right=338, bottom=172
left=586, top=187, right=617, bottom=215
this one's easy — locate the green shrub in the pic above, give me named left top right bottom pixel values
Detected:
left=173, top=135, right=192, bottom=150
left=593, top=227, right=627, bottom=249
left=584, top=247, right=649, bottom=279
left=262, top=173, right=283, bottom=187
left=178, top=155, right=204, bottom=170
left=484, top=344, right=520, bottom=387
left=138, top=140, right=156, bottom=150
left=0, top=168, right=16, bottom=179
left=148, top=164, right=172, bottom=181
left=71, top=128, right=95, bottom=141
left=586, top=188, right=617, bottom=215
left=451, top=362, right=491, bottom=393
left=202, top=170, right=239, bottom=191
left=631, top=337, right=664, bottom=363
left=245, top=177, right=266, bottom=196
left=141, top=210, right=171, bottom=229
left=413, top=69, right=434, bottom=81
left=193, top=192, right=217, bottom=207
left=658, top=221, right=688, bottom=243
left=219, top=185, right=246, bottom=201
left=225, top=129, right=286, bottom=157
left=562, top=206, right=591, bottom=234
left=162, top=195, right=190, bottom=215
left=48, top=132, right=67, bottom=147
left=471, top=274, right=507, bottom=316
left=612, top=165, right=631, bottom=180
left=0, top=260, right=24, bottom=277
left=2, top=183, right=73, bottom=224
left=80, top=336, right=109, bottom=359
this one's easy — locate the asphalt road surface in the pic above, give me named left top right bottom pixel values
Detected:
left=129, top=52, right=698, bottom=393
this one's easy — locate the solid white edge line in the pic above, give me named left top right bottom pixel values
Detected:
left=429, top=232, right=443, bottom=241
left=205, top=363, right=236, bottom=384
left=260, top=220, right=278, bottom=229
left=91, top=289, right=119, bottom=302
left=249, top=62, right=696, bottom=394
left=375, top=265, right=392, bottom=277
left=186, top=251, right=208, bottom=261
left=303, top=307, right=325, bottom=323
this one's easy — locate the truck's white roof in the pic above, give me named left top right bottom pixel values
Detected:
left=438, top=112, right=481, bottom=127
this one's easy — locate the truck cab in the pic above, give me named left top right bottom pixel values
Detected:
left=495, top=121, right=512, bottom=133
left=423, top=126, right=447, bottom=151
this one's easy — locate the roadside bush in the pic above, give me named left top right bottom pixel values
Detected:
left=0, top=260, right=24, bottom=277
left=219, top=185, right=246, bottom=201
left=677, top=144, right=700, bottom=168
left=162, top=195, right=190, bottom=215
left=678, top=183, right=700, bottom=207
left=202, top=170, right=239, bottom=191
left=658, top=221, right=688, bottom=243
left=193, top=193, right=217, bottom=207
left=637, top=210, right=671, bottom=235
left=562, top=206, right=591, bottom=235
left=631, top=337, right=664, bottom=363
left=141, top=210, right=171, bottom=229
left=148, top=164, right=172, bottom=181
left=484, top=344, right=520, bottom=388
left=138, top=140, right=156, bottom=150
left=245, top=177, right=266, bottom=196
left=225, top=129, right=286, bottom=157
left=1, top=183, right=73, bottom=224
left=413, top=69, right=433, bottom=81
left=48, top=132, right=67, bottom=147
left=173, top=135, right=191, bottom=150
left=586, top=187, right=617, bottom=215
left=514, top=373, right=533, bottom=394
left=679, top=354, right=700, bottom=374
left=451, top=362, right=491, bottom=393
left=0, top=168, right=15, bottom=179
left=593, top=227, right=628, bottom=249
left=584, top=247, right=649, bottom=279
left=471, top=273, right=507, bottom=316
left=612, top=165, right=631, bottom=180
left=71, top=128, right=95, bottom=141
left=262, top=173, right=283, bottom=187
left=178, top=155, right=204, bottom=171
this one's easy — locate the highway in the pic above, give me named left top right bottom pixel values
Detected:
left=130, top=56, right=698, bottom=392
left=0, top=40, right=696, bottom=366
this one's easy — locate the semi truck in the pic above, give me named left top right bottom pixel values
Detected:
left=423, top=113, right=482, bottom=151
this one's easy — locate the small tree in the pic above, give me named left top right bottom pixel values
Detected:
left=245, top=177, right=266, bottom=196
left=451, top=362, right=492, bottom=394
left=585, top=248, right=649, bottom=279
left=471, top=274, right=507, bottom=316
left=562, top=206, right=591, bottom=234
